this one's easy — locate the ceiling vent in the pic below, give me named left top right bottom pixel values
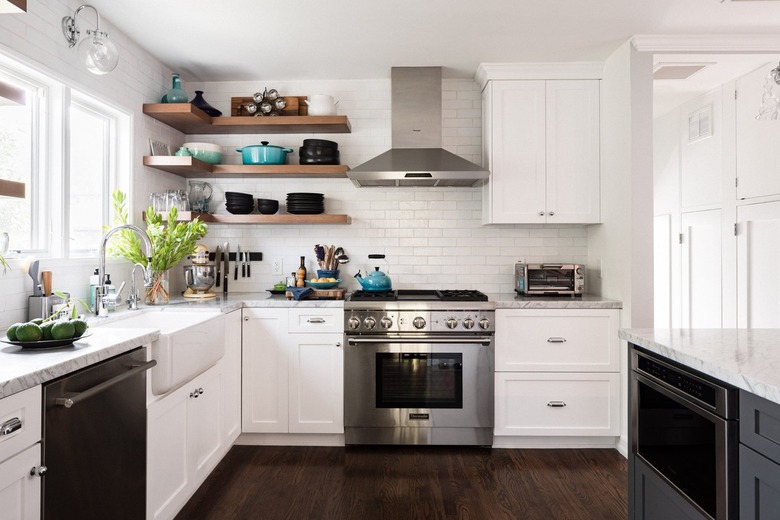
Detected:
left=653, top=63, right=711, bottom=80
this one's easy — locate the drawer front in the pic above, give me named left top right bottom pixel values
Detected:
left=495, top=309, right=619, bottom=372
left=0, top=386, right=42, bottom=464
left=741, top=389, right=780, bottom=465
left=288, top=308, right=344, bottom=334
left=494, top=372, right=620, bottom=436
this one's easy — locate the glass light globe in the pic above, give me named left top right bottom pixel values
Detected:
left=78, top=30, right=118, bottom=75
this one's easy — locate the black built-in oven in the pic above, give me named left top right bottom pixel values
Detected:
left=631, top=347, right=738, bottom=520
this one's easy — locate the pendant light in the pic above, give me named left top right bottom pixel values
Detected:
left=61, top=4, right=118, bottom=75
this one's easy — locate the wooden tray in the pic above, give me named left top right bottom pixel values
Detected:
left=286, top=288, right=345, bottom=300
left=231, top=96, right=308, bottom=117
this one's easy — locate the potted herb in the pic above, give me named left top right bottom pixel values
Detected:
left=108, top=190, right=208, bottom=304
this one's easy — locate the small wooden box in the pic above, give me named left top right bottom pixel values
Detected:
left=286, top=288, right=346, bottom=300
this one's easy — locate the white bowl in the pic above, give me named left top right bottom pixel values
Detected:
left=182, top=142, right=223, bottom=164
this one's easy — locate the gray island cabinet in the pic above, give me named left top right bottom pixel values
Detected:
left=620, top=329, right=780, bottom=520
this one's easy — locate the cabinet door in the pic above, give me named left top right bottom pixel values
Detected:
left=740, top=444, right=780, bottom=520
left=0, top=443, right=40, bottom=520
left=288, top=333, right=344, bottom=434
left=737, top=201, right=780, bottom=327
left=485, top=80, right=546, bottom=224
left=221, top=310, right=241, bottom=444
left=187, top=367, right=223, bottom=484
left=681, top=209, right=722, bottom=327
left=546, top=80, right=600, bottom=224
left=633, top=457, right=708, bottom=520
left=147, top=385, right=189, bottom=520
left=242, top=308, right=289, bottom=433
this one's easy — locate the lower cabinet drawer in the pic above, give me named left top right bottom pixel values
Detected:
left=0, top=386, right=42, bottom=464
left=288, top=308, right=343, bottom=333
left=494, top=372, right=620, bottom=436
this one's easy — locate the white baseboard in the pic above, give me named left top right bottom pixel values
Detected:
left=491, top=435, right=620, bottom=449
left=236, top=432, right=345, bottom=447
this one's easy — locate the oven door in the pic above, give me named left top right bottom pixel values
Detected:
left=632, top=371, right=737, bottom=520
left=344, top=335, right=494, bottom=445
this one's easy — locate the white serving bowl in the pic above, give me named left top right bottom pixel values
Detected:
left=183, top=142, right=223, bottom=164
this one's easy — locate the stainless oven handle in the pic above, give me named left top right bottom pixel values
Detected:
left=55, top=359, right=157, bottom=409
left=347, top=336, right=493, bottom=345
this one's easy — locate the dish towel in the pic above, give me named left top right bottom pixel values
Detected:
left=287, top=287, right=314, bottom=300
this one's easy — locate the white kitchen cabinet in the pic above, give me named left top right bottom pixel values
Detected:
left=242, top=308, right=344, bottom=435
left=0, top=386, right=42, bottom=520
left=494, top=309, right=620, bottom=440
left=147, top=312, right=239, bottom=520
left=681, top=209, right=722, bottom=328
left=737, top=201, right=780, bottom=327
left=482, top=79, right=600, bottom=224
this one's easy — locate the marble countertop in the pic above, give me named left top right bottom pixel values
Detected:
left=0, top=327, right=159, bottom=399
left=489, top=293, right=622, bottom=309
left=620, top=328, right=780, bottom=405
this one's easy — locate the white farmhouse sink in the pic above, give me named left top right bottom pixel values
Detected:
left=99, top=310, right=225, bottom=395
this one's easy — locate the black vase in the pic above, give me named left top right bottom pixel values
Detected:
left=190, top=91, right=222, bottom=117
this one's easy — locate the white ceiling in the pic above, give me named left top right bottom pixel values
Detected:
left=84, top=0, right=780, bottom=81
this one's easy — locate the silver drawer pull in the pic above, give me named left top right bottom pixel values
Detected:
left=307, top=317, right=326, bottom=324
left=547, top=337, right=567, bottom=343
left=1, top=417, right=22, bottom=436
left=547, top=401, right=567, bottom=408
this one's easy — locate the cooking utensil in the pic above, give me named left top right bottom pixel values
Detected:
left=24, top=258, right=42, bottom=296
left=214, top=245, right=221, bottom=288
left=236, top=141, right=293, bottom=165
left=354, top=254, right=391, bottom=291
left=235, top=245, right=240, bottom=280
left=241, top=249, right=246, bottom=278
left=41, top=271, right=52, bottom=296
left=247, top=250, right=251, bottom=277
left=337, top=254, right=349, bottom=265
left=223, top=242, right=230, bottom=293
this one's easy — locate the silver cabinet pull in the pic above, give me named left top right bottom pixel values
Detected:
left=547, top=401, right=567, bottom=407
left=56, top=359, right=157, bottom=408
left=30, top=466, right=47, bottom=477
left=335, top=342, right=341, bottom=348
left=307, top=317, right=326, bottom=324
left=1, top=417, right=22, bottom=436
left=548, top=211, right=555, bottom=216
left=538, top=211, right=545, bottom=216
left=547, top=337, right=567, bottom=343
left=244, top=316, right=249, bottom=321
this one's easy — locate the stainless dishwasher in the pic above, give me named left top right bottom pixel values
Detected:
left=42, top=347, right=155, bottom=520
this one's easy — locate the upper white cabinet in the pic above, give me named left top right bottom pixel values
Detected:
left=481, top=76, right=600, bottom=224
left=736, top=64, right=780, bottom=201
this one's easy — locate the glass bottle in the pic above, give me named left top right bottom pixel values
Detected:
left=296, top=256, right=307, bottom=288
left=162, top=73, right=187, bottom=103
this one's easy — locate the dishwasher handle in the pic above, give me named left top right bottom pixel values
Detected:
left=55, top=359, right=157, bottom=409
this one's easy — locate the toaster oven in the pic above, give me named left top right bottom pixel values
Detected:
left=515, top=263, right=585, bottom=296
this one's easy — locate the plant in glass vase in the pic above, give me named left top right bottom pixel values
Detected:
left=107, top=190, right=208, bottom=304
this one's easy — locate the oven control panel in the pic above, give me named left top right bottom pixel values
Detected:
left=345, top=310, right=495, bottom=334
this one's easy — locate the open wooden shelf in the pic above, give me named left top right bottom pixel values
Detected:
left=0, top=179, right=25, bottom=198
left=142, top=103, right=352, bottom=134
left=145, top=211, right=351, bottom=225
left=143, top=156, right=349, bottom=179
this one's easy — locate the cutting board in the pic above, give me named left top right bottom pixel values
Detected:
left=286, top=288, right=345, bottom=300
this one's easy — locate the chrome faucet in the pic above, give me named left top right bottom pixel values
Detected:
left=127, top=263, right=146, bottom=311
left=97, top=224, right=153, bottom=316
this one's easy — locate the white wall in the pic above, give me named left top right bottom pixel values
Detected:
left=0, top=3, right=592, bottom=329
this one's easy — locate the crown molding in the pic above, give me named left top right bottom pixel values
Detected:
left=632, top=35, right=780, bottom=53
left=475, top=62, right=604, bottom=90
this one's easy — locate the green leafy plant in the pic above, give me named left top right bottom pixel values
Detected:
left=47, top=291, right=92, bottom=320
left=107, top=190, right=208, bottom=301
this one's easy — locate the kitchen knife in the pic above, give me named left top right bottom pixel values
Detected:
left=247, top=250, right=251, bottom=277
left=214, top=245, right=221, bottom=287
left=241, top=247, right=246, bottom=278
left=223, top=242, right=230, bottom=293
left=235, top=245, right=240, bottom=280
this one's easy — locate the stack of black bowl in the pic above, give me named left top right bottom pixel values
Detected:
left=286, top=193, right=324, bottom=214
left=225, top=191, right=254, bottom=214
left=299, top=139, right=339, bottom=165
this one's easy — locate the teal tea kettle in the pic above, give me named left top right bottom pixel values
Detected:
left=354, top=254, right=392, bottom=292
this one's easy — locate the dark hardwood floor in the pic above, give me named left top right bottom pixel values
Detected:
left=175, top=446, right=627, bottom=520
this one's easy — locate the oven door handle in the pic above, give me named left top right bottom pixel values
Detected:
left=347, top=336, right=493, bottom=345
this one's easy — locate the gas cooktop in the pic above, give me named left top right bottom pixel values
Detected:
left=349, top=289, right=488, bottom=302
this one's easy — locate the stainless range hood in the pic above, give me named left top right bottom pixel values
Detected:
left=347, top=67, right=489, bottom=187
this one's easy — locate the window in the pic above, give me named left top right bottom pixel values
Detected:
left=0, top=54, right=129, bottom=259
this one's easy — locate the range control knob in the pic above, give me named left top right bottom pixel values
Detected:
left=380, top=316, right=393, bottom=329
left=445, top=317, right=458, bottom=329
left=463, top=318, right=475, bottom=329
left=348, top=316, right=361, bottom=330
left=576, top=266, right=583, bottom=275
left=412, top=316, right=426, bottom=329
left=478, top=318, right=491, bottom=330
left=364, top=316, right=377, bottom=329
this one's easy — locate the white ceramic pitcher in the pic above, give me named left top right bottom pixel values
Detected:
left=305, top=94, right=339, bottom=116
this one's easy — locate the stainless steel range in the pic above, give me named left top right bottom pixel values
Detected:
left=344, top=289, right=495, bottom=446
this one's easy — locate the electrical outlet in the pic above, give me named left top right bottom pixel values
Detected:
left=272, top=258, right=283, bottom=275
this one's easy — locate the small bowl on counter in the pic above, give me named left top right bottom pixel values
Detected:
left=182, top=142, right=222, bottom=164
left=305, top=279, right=342, bottom=290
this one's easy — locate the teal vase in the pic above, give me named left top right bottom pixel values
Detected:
left=163, top=73, right=187, bottom=103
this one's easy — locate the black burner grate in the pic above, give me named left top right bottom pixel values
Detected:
left=348, top=289, right=488, bottom=302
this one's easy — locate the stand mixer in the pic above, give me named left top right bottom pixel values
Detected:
left=183, top=244, right=216, bottom=299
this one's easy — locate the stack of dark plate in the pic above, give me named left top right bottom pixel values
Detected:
left=299, top=139, right=339, bottom=165
left=286, top=193, right=324, bottom=214
left=225, top=191, right=254, bottom=214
